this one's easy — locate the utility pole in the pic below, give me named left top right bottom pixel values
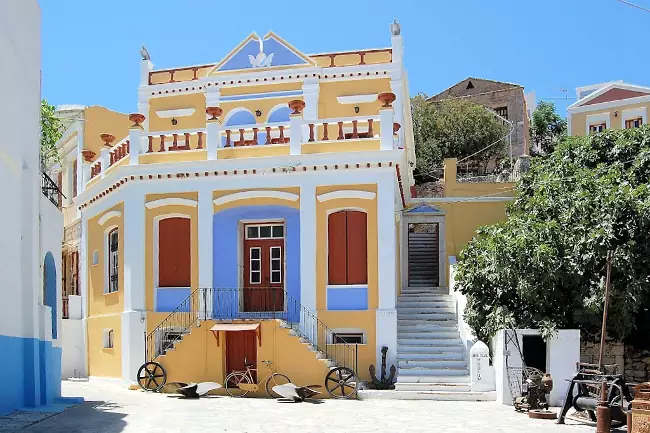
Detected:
left=598, top=250, right=614, bottom=372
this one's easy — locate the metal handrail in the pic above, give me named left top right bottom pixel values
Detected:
left=41, top=171, right=65, bottom=208
left=144, top=288, right=358, bottom=374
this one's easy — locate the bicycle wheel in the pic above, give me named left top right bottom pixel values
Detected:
left=225, top=372, right=252, bottom=397
left=265, top=373, right=291, bottom=398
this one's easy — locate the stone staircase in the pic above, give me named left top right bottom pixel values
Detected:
left=408, top=232, right=439, bottom=287
left=390, top=286, right=495, bottom=400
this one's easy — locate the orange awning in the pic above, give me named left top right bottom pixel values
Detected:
left=210, top=323, right=261, bottom=346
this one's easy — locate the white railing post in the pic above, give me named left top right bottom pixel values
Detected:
left=206, top=107, right=223, bottom=161
left=288, top=100, right=305, bottom=156
left=128, top=114, right=145, bottom=166
left=378, top=92, right=396, bottom=151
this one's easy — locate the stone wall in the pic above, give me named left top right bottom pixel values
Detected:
left=581, top=340, right=650, bottom=382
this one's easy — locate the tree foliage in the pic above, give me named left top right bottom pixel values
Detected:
left=40, top=99, right=62, bottom=169
left=412, top=94, right=509, bottom=182
left=455, top=127, right=650, bottom=345
left=530, top=101, right=566, bottom=156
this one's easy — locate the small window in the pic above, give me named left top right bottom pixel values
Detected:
left=272, top=225, right=284, bottom=238
left=260, top=226, right=272, bottom=238
left=249, top=247, right=261, bottom=284
left=625, top=117, right=643, bottom=129
left=107, top=229, right=119, bottom=293
left=494, top=106, right=509, bottom=120
left=245, top=224, right=284, bottom=239
left=103, top=329, right=114, bottom=349
left=333, top=333, right=364, bottom=344
left=270, top=246, right=282, bottom=284
left=466, top=80, right=474, bottom=90
left=589, top=123, right=607, bottom=133
left=247, top=226, right=259, bottom=239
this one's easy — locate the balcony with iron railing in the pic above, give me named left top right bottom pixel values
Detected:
left=82, top=93, right=402, bottom=190
left=41, top=171, right=65, bottom=208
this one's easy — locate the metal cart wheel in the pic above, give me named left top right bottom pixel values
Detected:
left=137, top=361, right=167, bottom=392
left=266, top=373, right=291, bottom=398
left=325, top=367, right=357, bottom=399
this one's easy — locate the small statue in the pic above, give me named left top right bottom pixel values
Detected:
left=369, top=346, right=396, bottom=390
left=140, top=45, right=151, bottom=61
left=390, top=19, right=401, bottom=36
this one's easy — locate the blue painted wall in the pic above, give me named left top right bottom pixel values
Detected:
left=327, top=286, right=369, bottom=311
left=268, top=106, right=291, bottom=123
left=155, top=288, right=191, bottom=312
left=213, top=205, right=300, bottom=321
left=43, top=252, right=57, bottom=339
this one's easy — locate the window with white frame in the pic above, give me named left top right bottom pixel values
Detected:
left=103, top=329, right=114, bottom=349
left=249, top=247, right=261, bottom=284
left=270, top=246, right=282, bottom=283
left=625, top=117, right=643, bottom=129
left=589, top=123, right=606, bottom=133
left=331, top=331, right=365, bottom=345
left=106, top=228, right=119, bottom=293
left=246, top=224, right=284, bottom=239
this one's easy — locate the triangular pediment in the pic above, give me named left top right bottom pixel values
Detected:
left=570, top=82, right=650, bottom=109
left=407, top=204, right=443, bottom=214
left=210, top=32, right=315, bottom=74
left=430, top=77, right=522, bottom=101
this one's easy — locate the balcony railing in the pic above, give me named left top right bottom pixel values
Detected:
left=41, top=171, right=64, bottom=208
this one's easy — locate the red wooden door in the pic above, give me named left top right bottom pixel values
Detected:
left=328, top=210, right=368, bottom=285
left=158, top=218, right=191, bottom=287
left=243, top=238, right=284, bottom=312
left=225, top=330, right=257, bottom=381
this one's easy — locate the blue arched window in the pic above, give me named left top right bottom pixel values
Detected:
left=43, top=251, right=57, bottom=339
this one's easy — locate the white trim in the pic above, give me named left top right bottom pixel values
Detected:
left=621, top=107, right=647, bottom=128
left=98, top=210, right=122, bottom=226
left=585, top=112, right=610, bottom=135
left=145, top=198, right=198, bottom=209
left=569, top=81, right=650, bottom=109
left=153, top=213, right=192, bottom=295
left=104, top=225, right=119, bottom=294
left=317, top=190, right=376, bottom=202
left=569, top=94, right=650, bottom=114
left=248, top=247, right=262, bottom=285
left=336, top=94, right=378, bottom=104
left=155, top=108, right=196, bottom=118
left=222, top=107, right=256, bottom=127
left=213, top=190, right=299, bottom=206
left=327, top=284, right=368, bottom=289
left=327, top=328, right=367, bottom=345
left=269, top=246, right=282, bottom=284
left=410, top=196, right=513, bottom=203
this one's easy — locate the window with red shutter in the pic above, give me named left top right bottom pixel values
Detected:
left=72, top=162, right=78, bottom=198
left=158, top=217, right=191, bottom=287
left=327, top=210, right=368, bottom=285
left=57, top=171, right=63, bottom=209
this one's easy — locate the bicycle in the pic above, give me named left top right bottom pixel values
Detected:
left=224, top=359, right=291, bottom=398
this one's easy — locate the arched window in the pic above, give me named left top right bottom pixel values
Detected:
left=327, top=210, right=368, bottom=285
left=267, top=106, right=291, bottom=123
left=158, top=217, right=191, bottom=287
left=106, top=228, right=119, bottom=293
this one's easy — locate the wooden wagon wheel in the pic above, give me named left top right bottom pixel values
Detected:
left=325, top=367, right=357, bottom=399
left=137, top=361, right=167, bottom=392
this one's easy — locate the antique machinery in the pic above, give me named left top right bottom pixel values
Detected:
left=514, top=368, right=553, bottom=412
left=557, top=362, right=633, bottom=428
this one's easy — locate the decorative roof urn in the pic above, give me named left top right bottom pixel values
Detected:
left=129, top=113, right=146, bottom=128
left=206, top=107, right=223, bottom=120
left=288, top=99, right=306, bottom=115
left=393, top=122, right=401, bottom=133
left=100, top=133, right=115, bottom=148
left=378, top=92, right=396, bottom=107
left=81, top=149, right=96, bottom=162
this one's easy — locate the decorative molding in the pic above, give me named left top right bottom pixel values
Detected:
left=155, top=108, right=196, bottom=118
left=317, top=190, right=376, bottom=202
left=145, top=198, right=198, bottom=209
left=213, top=190, right=299, bottom=206
left=98, top=210, right=122, bottom=226
left=337, top=94, right=378, bottom=104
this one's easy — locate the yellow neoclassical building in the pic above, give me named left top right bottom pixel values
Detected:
left=59, top=22, right=517, bottom=400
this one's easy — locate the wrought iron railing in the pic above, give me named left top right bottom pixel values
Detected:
left=41, top=171, right=64, bottom=208
left=145, top=288, right=358, bottom=374
left=62, top=296, right=69, bottom=319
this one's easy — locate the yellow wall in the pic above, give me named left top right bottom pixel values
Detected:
left=83, top=106, right=131, bottom=159
left=87, top=315, right=122, bottom=378
left=315, top=184, right=378, bottom=311
left=213, top=187, right=301, bottom=212
left=319, top=79, right=391, bottom=119
left=217, top=145, right=289, bottom=159
left=144, top=193, right=199, bottom=312
left=149, top=94, right=206, bottom=133
left=139, top=150, right=207, bottom=164
left=570, top=103, right=650, bottom=136
left=87, top=204, right=124, bottom=317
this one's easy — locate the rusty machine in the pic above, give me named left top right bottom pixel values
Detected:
left=514, top=368, right=554, bottom=412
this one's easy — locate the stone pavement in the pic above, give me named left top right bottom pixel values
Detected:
left=16, top=380, right=615, bottom=433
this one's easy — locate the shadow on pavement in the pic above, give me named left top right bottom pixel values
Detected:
left=20, top=401, right=127, bottom=433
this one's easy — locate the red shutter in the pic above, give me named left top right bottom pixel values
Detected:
left=328, top=212, right=348, bottom=285
left=74, top=250, right=80, bottom=295
left=158, top=218, right=191, bottom=287
left=57, top=172, right=63, bottom=209
left=72, top=163, right=78, bottom=198
left=346, top=211, right=368, bottom=284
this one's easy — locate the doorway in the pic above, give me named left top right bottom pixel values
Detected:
left=407, top=223, right=440, bottom=287
left=242, top=223, right=285, bottom=312
left=225, top=330, right=258, bottom=382
left=522, top=335, right=547, bottom=373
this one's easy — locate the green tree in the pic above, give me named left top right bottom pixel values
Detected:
left=40, top=99, right=63, bottom=169
left=530, top=101, right=567, bottom=155
left=412, top=94, right=509, bottom=182
left=455, top=126, right=650, bottom=345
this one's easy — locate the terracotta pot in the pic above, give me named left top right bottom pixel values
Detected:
left=393, top=122, right=401, bottom=133
left=81, top=149, right=96, bottom=162
left=129, top=113, right=146, bottom=127
left=288, top=99, right=306, bottom=115
left=378, top=92, right=396, bottom=107
left=541, top=373, right=554, bottom=393
left=100, top=133, right=115, bottom=147
left=206, top=106, right=223, bottom=120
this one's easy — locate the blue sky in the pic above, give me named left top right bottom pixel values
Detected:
left=41, top=0, right=650, bottom=117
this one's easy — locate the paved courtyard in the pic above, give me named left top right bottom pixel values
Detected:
left=12, top=380, right=616, bottom=432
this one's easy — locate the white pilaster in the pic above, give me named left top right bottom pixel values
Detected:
left=128, top=126, right=143, bottom=165
left=376, top=174, right=398, bottom=368
left=379, top=106, right=395, bottom=151
left=205, top=88, right=221, bottom=108
left=198, top=188, right=214, bottom=319
left=140, top=59, right=153, bottom=86
left=206, top=119, right=221, bottom=160
left=100, top=147, right=110, bottom=178
left=299, top=183, right=317, bottom=313
left=80, top=212, right=89, bottom=319
left=302, top=80, right=319, bottom=142
left=289, top=113, right=302, bottom=155
left=390, top=78, right=404, bottom=147
left=121, top=193, right=146, bottom=382
left=137, top=89, right=150, bottom=132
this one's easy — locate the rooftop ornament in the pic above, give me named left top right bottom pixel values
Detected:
left=81, top=149, right=96, bottom=162
left=100, top=133, right=115, bottom=148
left=390, top=19, right=401, bottom=36
left=129, top=113, right=146, bottom=128
left=206, top=107, right=223, bottom=120
left=288, top=100, right=305, bottom=115
left=378, top=92, right=396, bottom=108
left=140, top=45, right=150, bottom=61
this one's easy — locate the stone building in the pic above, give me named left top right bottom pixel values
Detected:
left=429, top=77, right=531, bottom=158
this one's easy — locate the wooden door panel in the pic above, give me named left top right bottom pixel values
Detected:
left=327, top=211, right=348, bottom=285
left=158, top=218, right=191, bottom=287
left=243, top=239, right=284, bottom=312
left=346, top=211, right=368, bottom=285
left=225, top=330, right=257, bottom=381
